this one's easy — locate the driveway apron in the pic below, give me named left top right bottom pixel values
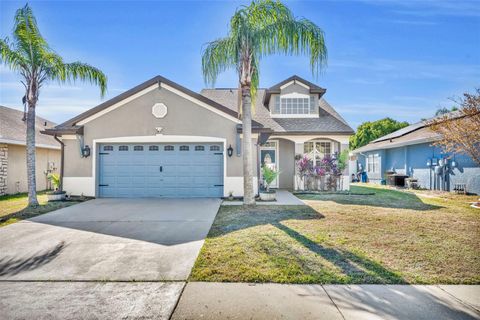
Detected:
left=0, top=198, right=221, bottom=281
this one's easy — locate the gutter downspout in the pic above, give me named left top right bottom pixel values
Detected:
left=53, top=135, right=65, bottom=192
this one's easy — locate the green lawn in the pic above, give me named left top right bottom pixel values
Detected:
left=0, top=192, right=83, bottom=227
left=190, top=185, right=480, bottom=284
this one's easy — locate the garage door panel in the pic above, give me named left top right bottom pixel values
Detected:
left=99, top=143, right=224, bottom=198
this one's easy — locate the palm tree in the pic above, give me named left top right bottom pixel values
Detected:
left=0, top=4, right=107, bottom=206
left=202, top=0, right=327, bottom=204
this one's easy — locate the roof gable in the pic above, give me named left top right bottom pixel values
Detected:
left=55, top=75, right=245, bottom=130
left=263, top=75, right=326, bottom=107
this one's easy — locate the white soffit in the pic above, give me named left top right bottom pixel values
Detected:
left=279, top=80, right=310, bottom=90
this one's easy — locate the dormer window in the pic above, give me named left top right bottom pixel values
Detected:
left=272, top=95, right=316, bottom=116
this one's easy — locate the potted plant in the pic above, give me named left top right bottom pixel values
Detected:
left=259, top=165, right=279, bottom=201
left=47, top=173, right=66, bottom=201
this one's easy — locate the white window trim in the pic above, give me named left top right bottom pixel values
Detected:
left=304, top=140, right=332, bottom=165
left=367, top=154, right=380, bottom=173
left=271, top=114, right=318, bottom=118
left=270, top=93, right=317, bottom=118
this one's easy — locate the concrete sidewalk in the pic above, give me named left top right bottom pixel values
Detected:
left=222, top=190, right=305, bottom=205
left=172, top=283, right=480, bottom=320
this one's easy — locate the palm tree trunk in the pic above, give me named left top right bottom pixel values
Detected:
left=26, top=99, right=39, bottom=206
left=241, top=84, right=255, bottom=205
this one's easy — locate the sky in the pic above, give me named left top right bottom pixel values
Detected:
left=0, top=0, right=479, bottom=129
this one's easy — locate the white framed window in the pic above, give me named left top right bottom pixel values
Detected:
left=280, top=97, right=310, bottom=114
left=304, top=141, right=331, bottom=166
left=272, top=94, right=317, bottom=116
left=367, top=154, right=380, bottom=173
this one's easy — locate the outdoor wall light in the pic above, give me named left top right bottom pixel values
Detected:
left=227, top=145, right=234, bottom=157
left=82, top=145, right=91, bottom=158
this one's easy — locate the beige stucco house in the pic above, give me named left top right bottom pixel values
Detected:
left=43, top=75, right=353, bottom=198
left=0, top=105, right=61, bottom=195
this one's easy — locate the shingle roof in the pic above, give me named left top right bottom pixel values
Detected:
left=0, top=105, right=60, bottom=149
left=372, top=110, right=464, bottom=143
left=352, top=126, right=440, bottom=153
left=200, top=88, right=354, bottom=135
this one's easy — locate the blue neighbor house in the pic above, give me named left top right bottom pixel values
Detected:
left=351, top=115, right=480, bottom=195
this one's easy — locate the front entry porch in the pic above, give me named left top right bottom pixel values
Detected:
left=259, top=136, right=351, bottom=192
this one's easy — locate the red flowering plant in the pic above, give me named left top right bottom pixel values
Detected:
left=296, top=155, right=313, bottom=190
left=296, top=155, right=313, bottom=177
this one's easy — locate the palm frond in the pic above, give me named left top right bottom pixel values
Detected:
left=202, top=37, right=237, bottom=87
left=256, top=18, right=328, bottom=76
left=0, top=38, right=28, bottom=72
left=13, top=4, right=49, bottom=66
left=64, top=62, right=107, bottom=97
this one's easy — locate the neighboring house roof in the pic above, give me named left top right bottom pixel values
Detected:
left=353, top=111, right=467, bottom=153
left=353, top=126, right=440, bottom=153
left=201, top=88, right=354, bottom=135
left=44, top=75, right=264, bottom=136
left=0, top=105, right=60, bottom=149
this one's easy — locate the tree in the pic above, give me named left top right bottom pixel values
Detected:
left=0, top=4, right=107, bottom=206
left=349, top=118, right=409, bottom=150
left=427, top=89, right=480, bottom=165
left=202, top=0, right=327, bottom=204
left=435, top=106, right=458, bottom=116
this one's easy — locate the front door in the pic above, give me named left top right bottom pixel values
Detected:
left=259, top=141, right=278, bottom=188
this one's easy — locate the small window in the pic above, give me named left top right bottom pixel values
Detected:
left=179, top=145, right=189, bottom=151
left=149, top=146, right=159, bottom=151
left=133, top=146, right=144, bottom=151
left=164, top=145, right=174, bottom=151
left=195, top=145, right=205, bottom=151
left=119, top=146, right=128, bottom=151
left=103, top=145, right=113, bottom=151
left=210, top=145, right=220, bottom=151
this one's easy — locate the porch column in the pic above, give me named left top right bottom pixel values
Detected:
left=294, top=142, right=304, bottom=190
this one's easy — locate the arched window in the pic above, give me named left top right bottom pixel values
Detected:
left=210, top=145, right=220, bottom=151
left=133, top=146, right=144, bottom=151
left=103, top=145, right=113, bottom=151
left=149, top=146, right=159, bottom=151
left=179, top=145, right=189, bottom=151
left=164, top=145, right=174, bottom=151
left=195, top=145, right=205, bottom=151
left=119, top=146, right=128, bottom=151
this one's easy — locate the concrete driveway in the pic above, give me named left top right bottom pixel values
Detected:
left=0, top=198, right=221, bottom=281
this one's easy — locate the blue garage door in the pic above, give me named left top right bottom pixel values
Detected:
left=98, top=143, right=224, bottom=198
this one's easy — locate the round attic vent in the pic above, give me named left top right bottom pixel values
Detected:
left=152, top=103, right=167, bottom=118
